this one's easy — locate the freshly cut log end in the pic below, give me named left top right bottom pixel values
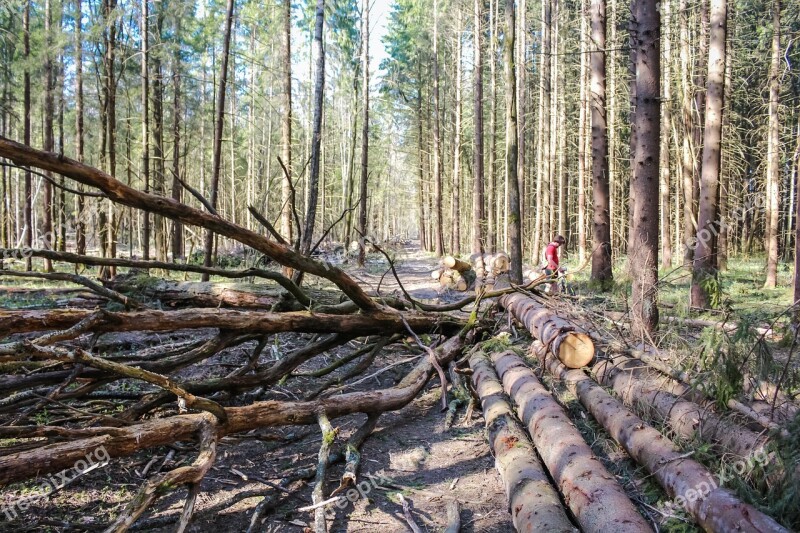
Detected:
left=469, top=350, right=577, bottom=533
left=499, top=293, right=595, bottom=368
left=442, top=255, right=471, bottom=273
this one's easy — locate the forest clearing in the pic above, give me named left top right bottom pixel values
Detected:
left=1, top=0, right=799, bottom=531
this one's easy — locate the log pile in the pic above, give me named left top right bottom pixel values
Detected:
left=431, top=255, right=477, bottom=291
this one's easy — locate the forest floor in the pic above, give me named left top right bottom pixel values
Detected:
left=1, top=244, right=798, bottom=532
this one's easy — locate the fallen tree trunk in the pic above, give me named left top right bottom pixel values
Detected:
left=491, top=350, right=652, bottom=532
left=498, top=293, right=594, bottom=368
left=592, top=352, right=769, bottom=458
left=109, top=275, right=283, bottom=309
left=621, top=345, right=790, bottom=437
left=1, top=247, right=312, bottom=307
left=537, top=345, right=789, bottom=533
left=0, top=334, right=467, bottom=486
left=0, top=308, right=463, bottom=339
left=469, top=349, right=576, bottom=532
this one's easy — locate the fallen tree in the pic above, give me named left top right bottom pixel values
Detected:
left=490, top=350, right=653, bottom=532
left=469, top=348, right=576, bottom=532
left=537, top=344, right=789, bottom=533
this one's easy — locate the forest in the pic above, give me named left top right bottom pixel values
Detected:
left=0, top=0, right=799, bottom=530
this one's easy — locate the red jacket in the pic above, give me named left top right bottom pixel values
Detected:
left=545, top=242, right=560, bottom=270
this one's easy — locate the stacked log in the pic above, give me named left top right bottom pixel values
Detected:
left=498, top=293, right=594, bottom=368
left=537, top=345, right=789, bottom=533
left=470, top=252, right=511, bottom=291
left=491, top=351, right=653, bottom=532
left=431, top=255, right=476, bottom=292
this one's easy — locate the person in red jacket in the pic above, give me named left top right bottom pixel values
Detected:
left=543, top=235, right=566, bottom=293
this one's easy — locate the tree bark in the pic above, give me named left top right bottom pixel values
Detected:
left=660, top=0, right=673, bottom=269
left=171, top=15, right=183, bottom=261
left=498, top=293, right=595, bottom=368
left=433, top=0, right=444, bottom=257
left=141, top=0, right=150, bottom=261
left=43, top=0, right=55, bottom=273
left=590, top=0, right=613, bottom=286
left=281, top=0, right=294, bottom=255
left=690, top=0, right=727, bottom=308
left=504, top=0, right=522, bottom=283
left=23, top=0, right=32, bottom=271
left=629, top=0, right=661, bottom=335
left=74, top=0, right=86, bottom=257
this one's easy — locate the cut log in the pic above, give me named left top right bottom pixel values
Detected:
left=469, top=350, right=576, bottom=532
left=592, top=352, right=768, bottom=458
left=498, top=293, right=594, bottom=368
left=537, top=345, right=789, bottom=533
left=488, top=252, right=510, bottom=275
left=431, top=268, right=444, bottom=281
left=490, top=351, right=652, bottom=532
left=442, top=255, right=471, bottom=273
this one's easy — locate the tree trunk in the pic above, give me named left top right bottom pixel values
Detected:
left=152, top=7, right=167, bottom=262
left=302, top=0, right=326, bottom=256
left=23, top=1, right=32, bottom=271
left=141, top=0, right=150, bottom=261
left=590, top=0, right=613, bottom=286
left=680, top=0, right=696, bottom=266
left=660, top=0, right=673, bottom=269
left=281, top=0, right=293, bottom=255
left=43, top=0, right=54, bottom=273
left=74, top=0, right=86, bottom=257
left=690, top=0, right=727, bottom=308
left=764, top=0, right=781, bottom=289
left=469, top=351, right=576, bottom=533
left=452, top=20, right=463, bottom=254
left=202, top=0, right=235, bottom=279
left=356, top=0, right=370, bottom=266
left=491, top=351, right=653, bottom=532
left=629, top=0, right=661, bottom=335
left=171, top=16, right=183, bottom=261
left=472, top=0, right=485, bottom=255
left=488, top=0, right=498, bottom=253
left=504, top=0, right=522, bottom=283
left=577, top=0, right=588, bottom=265
left=433, top=0, right=444, bottom=257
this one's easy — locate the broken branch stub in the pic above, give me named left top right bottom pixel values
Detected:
left=498, top=293, right=594, bottom=368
